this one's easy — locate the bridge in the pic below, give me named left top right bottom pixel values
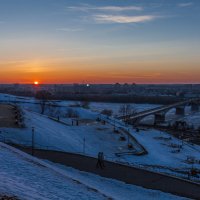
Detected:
left=118, top=98, right=200, bottom=125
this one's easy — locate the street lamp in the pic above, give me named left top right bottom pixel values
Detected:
left=83, top=137, right=86, bottom=154
left=31, top=127, right=35, bottom=156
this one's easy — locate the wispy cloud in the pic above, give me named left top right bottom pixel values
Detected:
left=95, top=6, right=143, bottom=12
left=178, top=2, right=193, bottom=7
left=56, top=28, right=83, bottom=32
left=67, top=5, right=143, bottom=12
left=94, top=15, right=158, bottom=24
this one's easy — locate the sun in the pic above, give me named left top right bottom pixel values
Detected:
left=34, top=81, right=39, bottom=85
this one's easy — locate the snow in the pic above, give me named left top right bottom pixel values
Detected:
left=0, top=93, right=200, bottom=180
left=129, top=129, right=200, bottom=166
left=0, top=142, right=107, bottom=200
left=1, top=110, right=136, bottom=157
left=3, top=92, right=198, bottom=129
left=0, top=142, right=188, bottom=200
left=140, top=106, right=200, bottom=129
left=89, top=102, right=160, bottom=116
left=0, top=93, right=161, bottom=119
left=1, top=108, right=200, bottom=180
left=52, top=162, right=189, bottom=200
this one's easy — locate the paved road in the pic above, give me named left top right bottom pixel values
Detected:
left=13, top=145, right=200, bottom=200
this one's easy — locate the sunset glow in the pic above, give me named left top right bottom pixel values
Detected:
left=0, top=0, right=199, bottom=84
left=34, top=81, right=39, bottom=85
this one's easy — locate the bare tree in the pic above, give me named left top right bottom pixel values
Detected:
left=35, top=90, right=52, bottom=114
left=119, top=104, right=137, bottom=122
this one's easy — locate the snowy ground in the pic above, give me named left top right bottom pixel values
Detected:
left=140, top=106, right=200, bottom=129
left=0, top=110, right=139, bottom=158
left=1, top=93, right=199, bottom=129
left=1, top=109, right=200, bottom=181
left=0, top=142, right=107, bottom=200
left=0, top=93, right=160, bottom=118
left=128, top=129, right=200, bottom=170
left=89, top=102, right=160, bottom=116
left=0, top=93, right=200, bottom=180
left=0, top=142, right=189, bottom=200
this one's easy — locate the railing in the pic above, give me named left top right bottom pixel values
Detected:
left=99, top=115, right=148, bottom=155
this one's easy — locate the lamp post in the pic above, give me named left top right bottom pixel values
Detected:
left=83, top=137, right=86, bottom=154
left=113, top=118, right=116, bottom=132
left=31, top=127, right=35, bottom=156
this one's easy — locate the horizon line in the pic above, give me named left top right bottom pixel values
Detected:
left=0, top=83, right=200, bottom=85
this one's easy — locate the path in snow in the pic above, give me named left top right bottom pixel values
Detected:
left=0, top=142, right=109, bottom=200
left=0, top=142, right=188, bottom=200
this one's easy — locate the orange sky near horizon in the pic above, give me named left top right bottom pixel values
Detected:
left=0, top=59, right=199, bottom=84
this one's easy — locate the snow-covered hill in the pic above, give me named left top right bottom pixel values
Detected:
left=0, top=142, right=188, bottom=200
left=1, top=108, right=200, bottom=181
left=0, top=93, right=200, bottom=192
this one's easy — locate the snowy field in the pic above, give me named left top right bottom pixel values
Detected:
left=1, top=108, right=200, bottom=181
left=0, top=143, right=107, bottom=200
left=89, top=102, right=160, bottom=116
left=0, top=142, right=189, bottom=200
left=0, top=93, right=200, bottom=180
left=1, top=93, right=199, bottom=129
left=140, top=106, right=200, bottom=129
left=0, top=93, right=160, bottom=117
left=128, top=129, right=200, bottom=171
left=0, top=110, right=141, bottom=158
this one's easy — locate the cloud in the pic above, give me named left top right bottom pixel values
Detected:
left=178, top=2, right=193, bottom=7
left=94, top=15, right=158, bottom=24
left=95, top=6, right=143, bottom=12
left=67, top=5, right=143, bottom=12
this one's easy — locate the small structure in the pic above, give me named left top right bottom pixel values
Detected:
left=0, top=104, right=23, bottom=128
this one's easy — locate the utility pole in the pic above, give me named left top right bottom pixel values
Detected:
left=32, top=127, right=35, bottom=156
left=113, top=118, right=116, bottom=132
left=83, top=137, right=86, bottom=154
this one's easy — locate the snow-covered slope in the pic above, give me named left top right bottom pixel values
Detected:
left=0, top=93, right=200, bottom=180
left=1, top=109, right=200, bottom=181
left=1, top=110, right=133, bottom=156
left=0, top=142, right=107, bottom=200
left=0, top=142, right=188, bottom=200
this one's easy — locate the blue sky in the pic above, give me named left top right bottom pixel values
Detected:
left=0, top=0, right=200, bottom=83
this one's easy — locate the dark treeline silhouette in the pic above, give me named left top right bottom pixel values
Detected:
left=0, top=89, right=184, bottom=105
left=0, top=90, right=34, bottom=97
left=53, top=94, right=183, bottom=104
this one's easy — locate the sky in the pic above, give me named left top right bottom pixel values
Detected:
left=0, top=0, right=200, bottom=84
